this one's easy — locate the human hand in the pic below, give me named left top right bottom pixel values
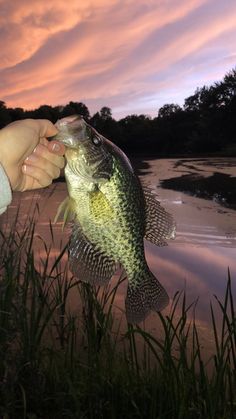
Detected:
left=0, top=119, right=65, bottom=191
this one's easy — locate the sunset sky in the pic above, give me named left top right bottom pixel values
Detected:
left=1, top=0, right=236, bottom=119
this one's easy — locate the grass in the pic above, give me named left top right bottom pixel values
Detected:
left=0, top=212, right=235, bottom=418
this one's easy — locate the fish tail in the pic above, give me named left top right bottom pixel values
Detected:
left=125, top=270, right=169, bottom=324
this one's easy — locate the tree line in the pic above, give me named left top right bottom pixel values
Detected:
left=1, top=67, right=236, bottom=156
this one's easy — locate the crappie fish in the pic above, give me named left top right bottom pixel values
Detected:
left=54, top=115, right=176, bottom=324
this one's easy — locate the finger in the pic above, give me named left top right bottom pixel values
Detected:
left=29, top=143, right=65, bottom=169
left=48, top=140, right=65, bottom=156
left=39, top=137, right=49, bottom=147
left=34, top=119, right=58, bottom=138
left=16, top=119, right=58, bottom=139
left=22, top=164, right=53, bottom=188
left=24, top=154, right=62, bottom=180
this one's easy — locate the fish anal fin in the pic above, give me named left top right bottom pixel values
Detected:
left=69, top=223, right=117, bottom=285
left=143, top=187, right=176, bottom=246
left=125, top=271, right=169, bottom=324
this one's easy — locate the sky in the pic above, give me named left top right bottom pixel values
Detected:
left=0, top=0, right=236, bottom=120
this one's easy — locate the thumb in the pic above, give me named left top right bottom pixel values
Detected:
left=48, top=141, right=65, bottom=156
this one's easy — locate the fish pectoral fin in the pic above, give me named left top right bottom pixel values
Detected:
left=143, top=186, right=176, bottom=246
left=125, top=271, right=169, bottom=324
left=54, top=196, right=75, bottom=228
left=69, top=223, right=117, bottom=285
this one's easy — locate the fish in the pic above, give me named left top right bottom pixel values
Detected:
left=54, top=115, right=176, bottom=324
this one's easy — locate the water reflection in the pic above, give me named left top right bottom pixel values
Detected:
left=161, top=172, right=236, bottom=209
left=1, top=158, right=236, bottom=355
left=137, top=157, right=236, bottom=342
left=136, top=156, right=236, bottom=208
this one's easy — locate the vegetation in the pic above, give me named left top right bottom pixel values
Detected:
left=0, top=213, right=235, bottom=418
left=1, top=67, right=236, bottom=156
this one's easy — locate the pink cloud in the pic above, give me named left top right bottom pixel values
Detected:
left=0, top=1, right=94, bottom=69
left=1, top=0, right=236, bottom=117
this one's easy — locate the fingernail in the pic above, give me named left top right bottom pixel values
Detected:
left=52, top=143, right=60, bottom=152
left=23, top=164, right=33, bottom=173
left=25, top=154, right=37, bottom=162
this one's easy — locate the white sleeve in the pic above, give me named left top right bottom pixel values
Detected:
left=0, top=163, right=12, bottom=215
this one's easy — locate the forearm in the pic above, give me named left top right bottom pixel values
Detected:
left=0, top=163, right=12, bottom=214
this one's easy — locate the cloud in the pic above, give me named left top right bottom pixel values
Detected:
left=1, top=0, right=236, bottom=117
left=0, top=1, right=93, bottom=69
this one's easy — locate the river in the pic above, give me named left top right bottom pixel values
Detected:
left=1, top=157, right=236, bottom=353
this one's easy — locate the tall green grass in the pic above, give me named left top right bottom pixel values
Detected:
left=0, top=214, right=235, bottom=419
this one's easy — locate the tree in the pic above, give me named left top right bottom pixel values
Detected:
left=0, top=101, right=11, bottom=128
left=99, top=106, right=112, bottom=120
left=118, top=114, right=153, bottom=151
left=158, top=103, right=182, bottom=118
left=90, top=107, right=122, bottom=144
left=184, top=89, right=202, bottom=112
left=0, top=101, right=6, bottom=110
left=8, top=107, right=25, bottom=121
left=32, top=105, right=58, bottom=122
left=61, top=101, right=90, bottom=120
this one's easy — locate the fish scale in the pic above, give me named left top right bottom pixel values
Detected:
left=70, top=156, right=145, bottom=280
left=54, top=115, right=176, bottom=324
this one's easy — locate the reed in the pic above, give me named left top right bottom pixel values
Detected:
left=0, top=214, right=235, bottom=419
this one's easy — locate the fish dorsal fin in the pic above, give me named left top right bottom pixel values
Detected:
left=89, top=189, right=114, bottom=220
left=54, top=196, right=75, bottom=228
left=143, top=187, right=176, bottom=246
left=69, top=223, right=117, bottom=285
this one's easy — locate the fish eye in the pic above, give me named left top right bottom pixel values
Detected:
left=92, top=136, right=102, bottom=147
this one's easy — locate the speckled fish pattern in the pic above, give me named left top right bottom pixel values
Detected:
left=54, top=116, right=175, bottom=324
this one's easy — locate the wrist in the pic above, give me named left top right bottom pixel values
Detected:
left=0, top=126, right=14, bottom=188
left=0, top=162, right=12, bottom=214
left=0, top=126, right=9, bottom=169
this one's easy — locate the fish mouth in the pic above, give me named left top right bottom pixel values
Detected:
left=52, top=115, right=87, bottom=148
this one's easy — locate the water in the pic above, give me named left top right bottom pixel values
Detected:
left=2, top=157, right=236, bottom=352
left=133, top=157, right=236, bottom=343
